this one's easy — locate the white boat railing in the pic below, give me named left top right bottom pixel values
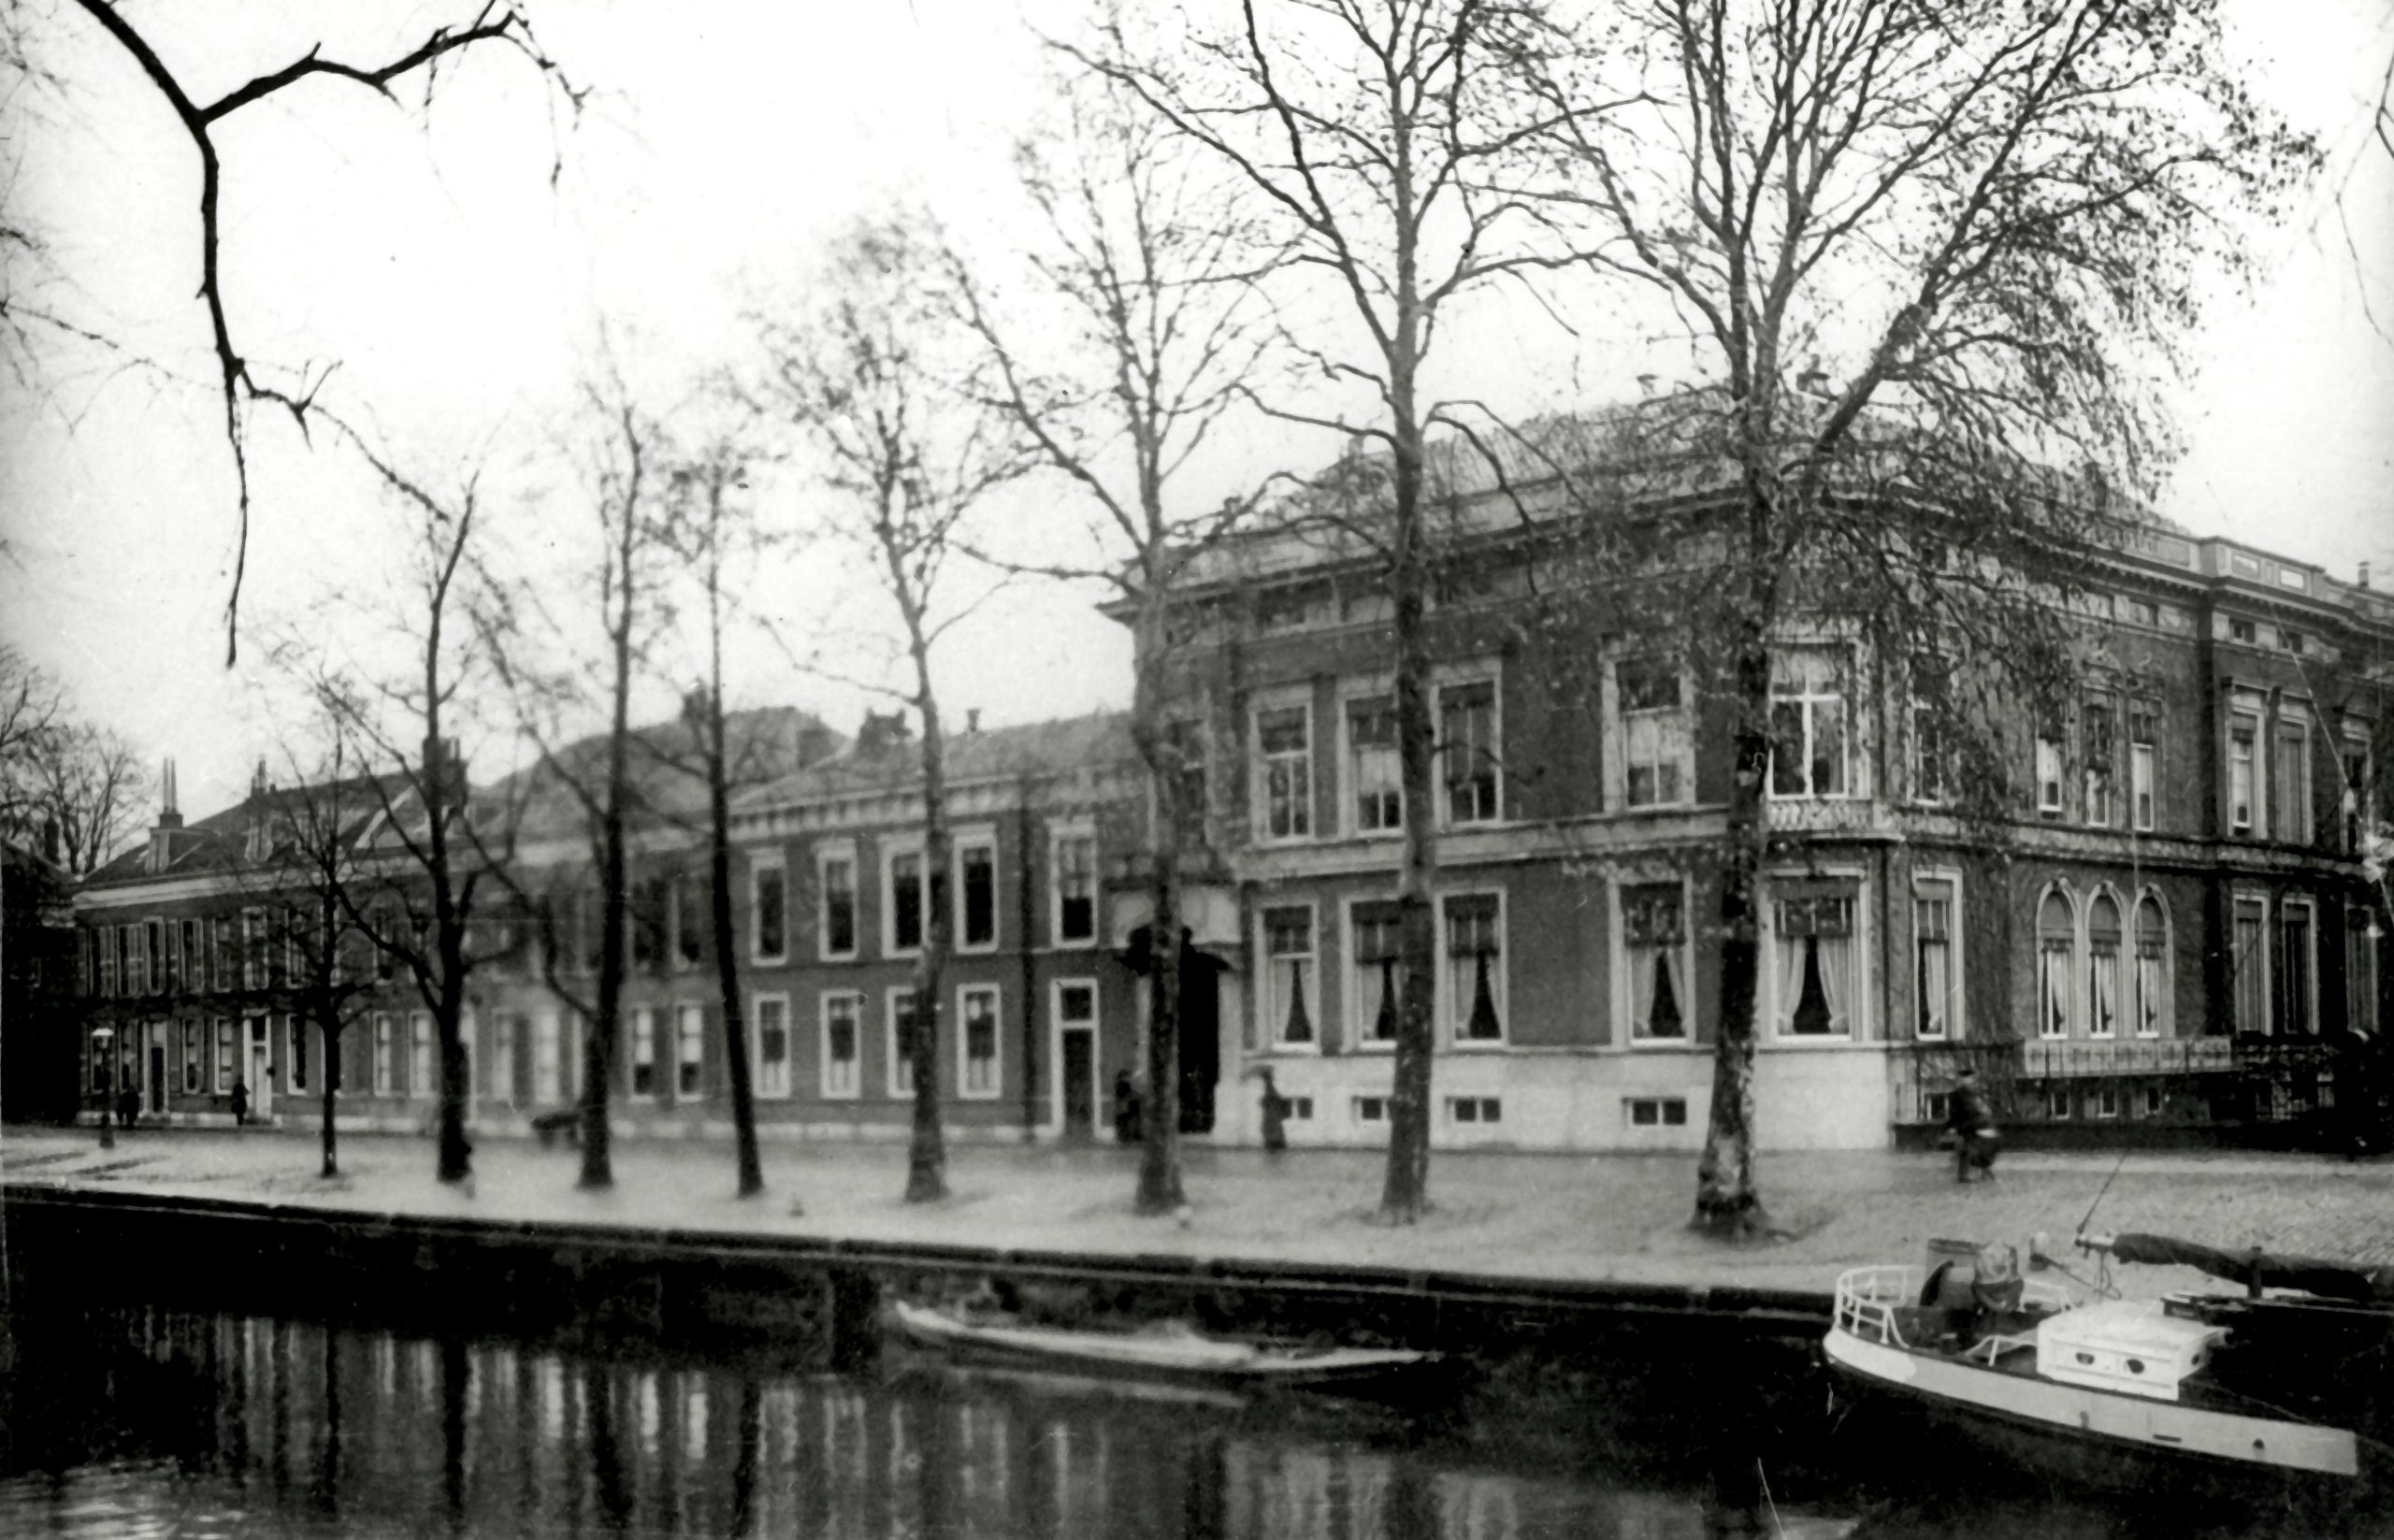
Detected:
left=1834, top=1264, right=2078, bottom=1355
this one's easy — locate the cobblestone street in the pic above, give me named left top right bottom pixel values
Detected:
left=8, top=1123, right=2391, bottom=1299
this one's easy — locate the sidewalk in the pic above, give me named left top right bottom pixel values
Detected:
left=6, top=1124, right=2392, bottom=1298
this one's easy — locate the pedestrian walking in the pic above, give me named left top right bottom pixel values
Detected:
left=1948, top=1068, right=1998, bottom=1183
left=1112, top=1070, right=1143, bottom=1144
left=229, top=1078, right=249, bottom=1127
left=1254, top=1066, right=1291, bottom=1153
left=115, top=1075, right=138, bottom=1130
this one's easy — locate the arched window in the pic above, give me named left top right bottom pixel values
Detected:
left=2037, top=889, right=2076, bottom=1039
left=2135, top=893, right=2171, bottom=1037
left=2086, top=892, right=2123, bottom=1039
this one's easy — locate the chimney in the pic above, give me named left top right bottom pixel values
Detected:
left=2361, top=561, right=2372, bottom=590
left=149, top=758, right=186, bottom=871
left=967, top=709, right=982, bottom=734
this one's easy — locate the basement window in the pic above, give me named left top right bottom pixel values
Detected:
left=1447, top=1096, right=1501, bottom=1124
left=1626, top=1096, right=1687, bottom=1128
left=1353, top=1095, right=1388, bottom=1123
left=1289, top=1096, right=1314, bottom=1120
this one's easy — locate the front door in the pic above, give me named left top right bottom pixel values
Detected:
left=247, top=1017, right=272, bottom=1118
left=1060, top=1028, right=1095, bottom=1140
left=1178, top=958, right=1219, bottom=1134
left=147, top=1029, right=166, bottom=1115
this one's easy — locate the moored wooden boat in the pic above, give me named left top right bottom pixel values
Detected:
left=884, top=1300, right=1438, bottom=1389
left=1824, top=1236, right=2394, bottom=1497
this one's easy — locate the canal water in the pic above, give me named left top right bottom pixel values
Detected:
left=0, top=1290, right=2377, bottom=1538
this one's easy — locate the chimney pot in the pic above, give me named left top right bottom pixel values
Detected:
left=2361, top=561, right=2372, bottom=590
left=967, top=709, right=982, bottom=734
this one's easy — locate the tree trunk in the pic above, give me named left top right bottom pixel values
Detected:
left=318, top=1023, right=339, bottom=1178
left=1132, top=610, right=1187, bottom=1214
left=707, top=684, right=766, bottom=1199
left=1694, top=518, right=1778, bottom=1236
left=905, top=687, right=951, bottom=1204
left=1379, top=370, right=1437, bottom=1224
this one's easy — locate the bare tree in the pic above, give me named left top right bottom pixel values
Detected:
left=22, top=720, right=148, bottom=876
left=749, top=216, right=1028, bottom=1204
left=1519, top=0, right=2316, bottom=1233
left=943, top=63, right=1269, bottom=1214
left=0, top=646, right=62, bottom=841
left=1063, top=0, right=1596, bottom=1222
left=7, top=4, right=576, bottom=659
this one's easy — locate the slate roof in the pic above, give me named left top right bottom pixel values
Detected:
left=80, top=770, right=419, bottom=891
left=737, top=712, right=1135, bottom=813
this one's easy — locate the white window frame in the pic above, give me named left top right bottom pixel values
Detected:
left=2341, top=728, right=2373, bottom=854
left=2272, top=713, right=2312, bottom=846
left=628, top=1006, right=658, bottom=1101
left=1767, top=643, right=1857, bottom=800
left=957, top=984, right=1002, bottom=1101
left=286, top=1014, right=309, bottom=1094
left=2133, top=888, right=2172, bottom=1040
left=2128, top=700, right=2158, bottom=833
left=1251, top=688, right=1314, bottom=843
left=752, top=991, right=792, bottom=1100
left=1050, top=823, right=1098, bottom=947
left=674, top=1001, right=705, bottom=1099
left=372, top=1012, right=397, bottom=1096
left=2348, top=908, right=2380, bottom=1037
left=2279, top=896, right=2317, bottom=1037
left=816, top=840, right=858, bottom=961
left=750, top=851, right=788, bottom=964
left=2228, top=700, right=2263, bottom=835
left=2230, top=890, right=2271, bottom=1036
left=820, top=990, right=863, bottom=1100
left=1611, top=653, right=1692, bottom=812
left=532, top=1009, right=561, bottom=1103
left=1912, top=870, right=1963, bottom=1042
left=2084, top=887, right=2126, bottom=1041
left=2036, top=885, right=2078, bottom=1040
left=881, top=838, right=928, bottom=959
left=1764, top=870, right=1868, bottom=1041
left=1436, top=669, right=1503, bottom=827
left=1338, top=684, right=1404, bottom=837
left=2035, top=733, right=2065, bottom=817
left=2083, top=694, right=2117, bottom=828
left=885, top=987, right=921, bottom=1101
left=242, top=908, right=266, bottom=989
left=1343, top=896, right=1405, bottom=1053
left=1440, top=888, right=1507, bottom=1047
left=1616, top=872, right=1695, bottom=1047
left=1257, top=901, right=1320, bottom=1053
left=488, top=1011, right=515, bottom=1101
left=954, top=827, right=1000, bottom=955
left=182, top=1019, right=202, bottom=1093
left=409, top=1010, right=434, bottom=1098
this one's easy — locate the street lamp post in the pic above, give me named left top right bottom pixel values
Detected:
left=91, top=1025, right=115, bottom=1150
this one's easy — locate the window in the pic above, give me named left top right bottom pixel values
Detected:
left=2134, top=894, right=2170, bottom=1038
left=1347, top=696, right=1402, bottom=833
left=755, top=995, right=791, bottom=1099
left=1768, top=646, right=1849, bottom=799
left=98, top=926, right=117, bottom=997
left=2128, top=704, right=2157, bottom=832
left=1257, top=705, right=1312, bottom=840
left=1261, top=905, right=1317, bottom=1047
left=752, top=858, right=787, bottom=961
left=533, top=1011, right=561, bottom=1102
left=672, top=876, right=707, bottom=970
left=2045, top=1086, right=2072, bottom=1119
left=2228, top=713, right=2259, bottom=833
left=888, top=849, right=926, bottom=955
left=1909, top=655, right=1952, bottom=805
left=2229, top=617, right=2256, bottom=644
left=1444, top=894, right=1504, bottom=1043
left=2127, top=597, right=2158, bottom=626
left=887, top=990, right=921, bottom=1099
left=632, top=875, right=671, bottom=973
left=1914, top=879, right=1956, bottom=1040
left=1353, top=1096, right=1388, bottom=1123
left=2094, top=1087, right=2121, bottom=1119
left=1773, top=885, right=1857, bottom=1037
left=1441, top=678, right=1500, bottom=824
left=958, top=840, right=997, bottom=951
left=2273, top=720, right=2310, bottom=844
left=180, top=919, right=203, bottom=993
left=410, top=1012, right=434, bottom=1098
left=2142, top=1085, right=2165, bottom=1118
left=1623, top=883, right=1688, bottom=1043
left=217, top=1018, right=235, bottom=1091
left=2345, top=738, right=2374, bottom=854
left=820, top=850, right=858, bottom=959
left=2037, top=890, right=2075, bottom=1039
left=676, top=1003, right=705, bottom=1097
left=2283, top=627, right=2306, bottom=655
left=1447, top=1096, right=1502, bottom=1124
left=2083, top=697, right=2116, bottom=827
left=1619, top=657, right=1685, bottom=809
left=2035, top=732, right=2065, bottom=817
left=560, top=1012, right=584, bottom=1101
left=2231, top=896, right=2269, bottom=1034
left=822, top=992, right=861, bottom=1099
left=144, top=918, right=164, bottom=993
left=959, top=986, right=1000, bottom=1099
left=373, top=1013, right=397, bottom=1095
left=1053, top=833, right=1096, bottom=944
left=182, top=1020, right=201, bottom=1093
left=630, top=1008, right=657, bottom=1099
left=288, top=1015, right=309, bottom=1093
left=487, top=1013, right=513, bottom=1101
left=116, top=925, right=133, bottom=997
left=2351, top=911, right=2380, bottom=1037
left=2279, top=900, right=2315, bottom=1036
left=1626, top=1097, right=1687, bottom=1127
left=1349, top=903, right=1404, bottom=1048
left=2085, top=893, right=2122, bottom=1039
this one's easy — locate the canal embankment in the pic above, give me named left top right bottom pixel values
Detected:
left=7, top=1127, right=2392, bottom=1354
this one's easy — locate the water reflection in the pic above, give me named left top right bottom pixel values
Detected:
left=0, top=1301, right=1843, bottom=1540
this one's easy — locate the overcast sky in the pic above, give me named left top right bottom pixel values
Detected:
left=4, top=0, right=2390, bottom=825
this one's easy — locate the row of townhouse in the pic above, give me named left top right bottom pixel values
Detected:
left=1137, top=489, right=2393, bottom=1152
left=68, top=712, right=1162, bottom=1144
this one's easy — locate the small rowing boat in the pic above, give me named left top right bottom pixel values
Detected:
left=884, top=1300, right=1438, bottom=1390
